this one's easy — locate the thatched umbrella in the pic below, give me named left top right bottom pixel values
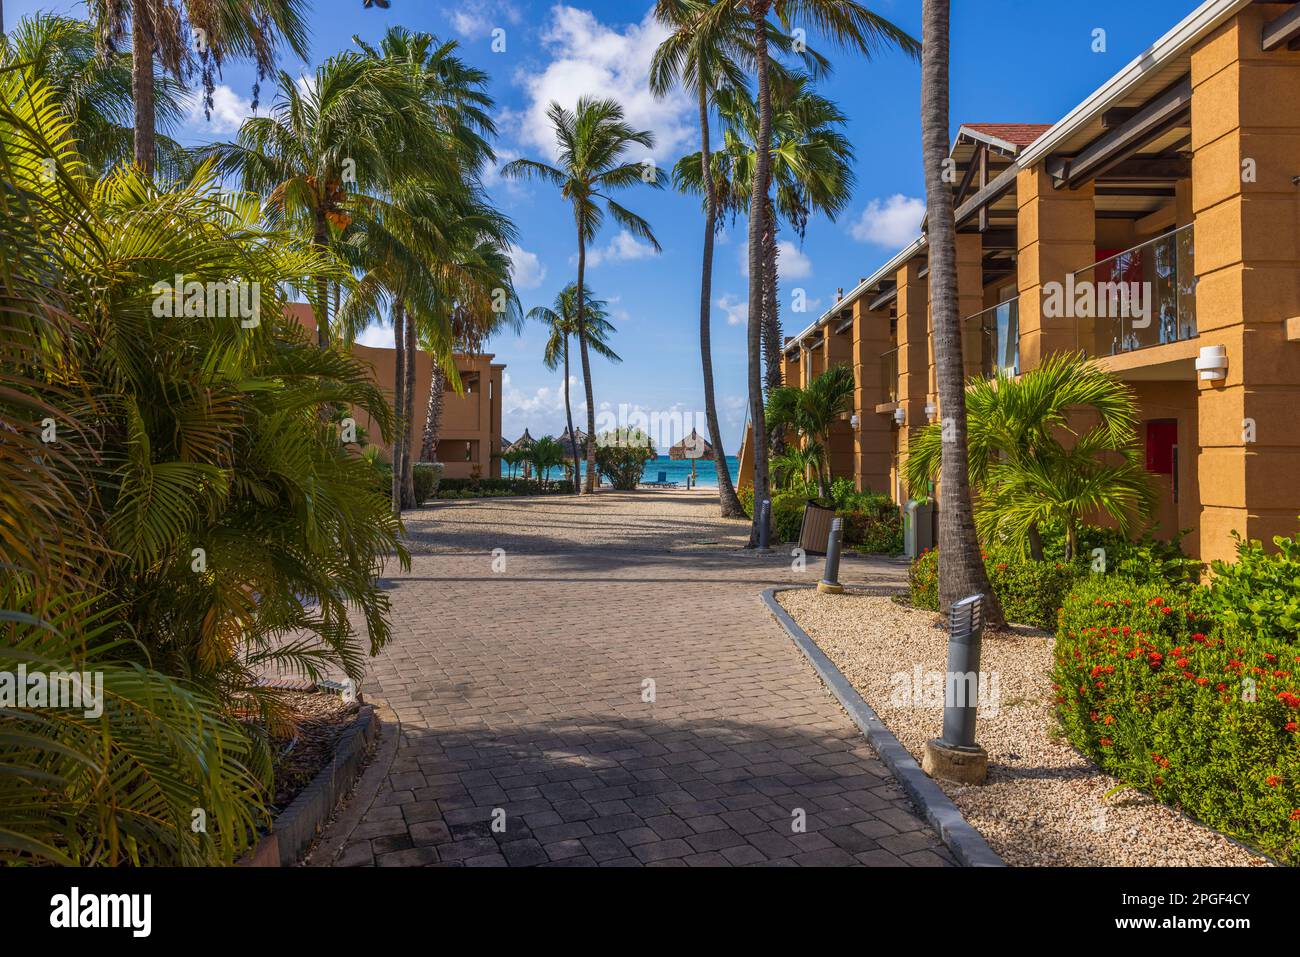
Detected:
left=669, top=429, right=711, bottom=486
left=504, top=429, right=535, bottom=478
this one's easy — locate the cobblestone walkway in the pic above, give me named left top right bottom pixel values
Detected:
left=330, top=492, right=952, bottom=867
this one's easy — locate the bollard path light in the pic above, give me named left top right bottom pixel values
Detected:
left=921, top=594, right=989, bottom=785
left=757, top=498, right=771, bottom=552
left=817, top=517, right=845, bottom=594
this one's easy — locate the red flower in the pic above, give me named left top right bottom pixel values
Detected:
left=1099, top=737, right=1113, bottom=747
left=1285, top=722, right=1298, bottom=733
left=1266, top=776, right=1280, bottom=788
left=1278, top=692, right=1300, bottom=710
left=1291, top=809, right=1300, bottom=822
left=1195, top=677, right=1209, bottom=686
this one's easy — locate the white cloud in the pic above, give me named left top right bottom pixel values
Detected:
left=185, top=84, right=253, bottom=134
left=739, top=239, right=813, bottom=280
left=850, top=194, right=925, bottom=247
left=508, top=245, right=546, bottom=290
left=505, top=5, right=695, bottom=163
left=501, top=373, right=586, bottom=439
left=586, top=230, right=658, bottom=268
left=716, top=293, right=748, bottom=327
left=447, top=1, right=523, bottom=40
left=355, top=322, right=395, bottom=349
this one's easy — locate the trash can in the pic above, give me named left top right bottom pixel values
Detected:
left=798, top=500, right=837, bottom=555
left=904, top=499, right=935, bottom=559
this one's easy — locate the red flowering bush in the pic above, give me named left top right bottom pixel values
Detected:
left=1055, top=575, right=1300, bottom=863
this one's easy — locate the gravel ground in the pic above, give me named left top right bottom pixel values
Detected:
left=776, top=588, right=1272, bottom=867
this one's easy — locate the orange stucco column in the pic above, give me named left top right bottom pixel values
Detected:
left=821, top=325, right=854, bottom=481
left=896, top=259, right=928, bottom=496
left=1016, top=167, right=1096, bottom=372
left=1190, top=5, right=1300, bottom=564
left=852, top=300, right=894, bottom=494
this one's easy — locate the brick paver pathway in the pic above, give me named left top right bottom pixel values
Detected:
left=330, top=493, right=952, bottom=867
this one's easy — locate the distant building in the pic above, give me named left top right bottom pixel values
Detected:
left=285, top=304, right=505, bottom=479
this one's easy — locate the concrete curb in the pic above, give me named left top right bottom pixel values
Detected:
left=761, top=587, right=1005, bottom=868
left=307, top=699, right=402, bottom=867
left=241, top=702, right=380, bottom=867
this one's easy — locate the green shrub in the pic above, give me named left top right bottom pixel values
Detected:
left=412, top=462, right=442, bottom=504
left=1040, top=522, right=1202, bottom=588
left=1199, top=524, right=1300, bottom=645
left=740, top=485, right=901, bottom=551
left=908, top=545, right=1073, bottom=630
left=434, top=477, right=574, bottom=497
left=839, top=506, right=903, bottom=555
left=1055, top=575, right=1300, bottom=864
left=594, top=429, right=656, bottom=491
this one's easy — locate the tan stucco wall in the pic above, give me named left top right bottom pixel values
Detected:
left=1190, top=3, right=1300, bottom=564
left=284, top=303, right=503, bottom=479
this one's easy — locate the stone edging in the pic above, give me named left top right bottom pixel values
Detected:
left=761, top=587, right=1004, bottom=868
left=241, top=703, right=380, bottom=867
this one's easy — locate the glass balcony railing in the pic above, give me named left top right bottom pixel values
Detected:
left=880, top=347, right=898, bottom=404
left=965, top=297, right=1019, bottom=379
left=1071, top=224, right=1196, bottom=358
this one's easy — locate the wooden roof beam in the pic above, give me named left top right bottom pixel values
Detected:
left=1045, top=77, right=1191, bottom=187
left=1263, top=3, right=1300, bottom=51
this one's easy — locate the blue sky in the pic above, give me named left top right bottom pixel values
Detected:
left=11, top=0, right=1203, bottom=448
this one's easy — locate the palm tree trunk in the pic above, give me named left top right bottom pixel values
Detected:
left=762, top=203, right=782, bottom=396
left=401, top=304, right=417, bottom=508
left=313, top=210, right=329, bottom=349
left=922, top=0, right=1002, bottom=624
left=421, top=354, right=444, bottom=463
left=576, top=233, right=598, bottom=494
left=763, top=204, right=785, bottom=459
left=391, top=302, right=406, bottom=516
left=130, top=1, right=156, bottom=176
left=745, top=4, right=774, bottom=547
left=697, top=78, right=745, bottom=518
left=563, top=335, right=581, bottom=495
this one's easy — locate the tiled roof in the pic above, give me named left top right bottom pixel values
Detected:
left=962, top=123, right=1054, bottom=148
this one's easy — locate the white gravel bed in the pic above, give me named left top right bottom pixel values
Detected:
left=776, top=588, right=1272, bottom=867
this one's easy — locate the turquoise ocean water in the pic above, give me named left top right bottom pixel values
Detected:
left=639, top=455, right=739, bottom=488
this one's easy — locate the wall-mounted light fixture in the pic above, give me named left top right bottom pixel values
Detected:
left=1195, top=344, right=1228, bottom=381
left=849, top=414, right=860, bottom=430
left=893, top=407, right=906, bottom=426
left=925, top=402, right=937, bottom=421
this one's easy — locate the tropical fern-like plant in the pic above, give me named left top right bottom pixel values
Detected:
left=1, top=64, right=409, bottom=863
left=905, top=353, right=1157, bottom=559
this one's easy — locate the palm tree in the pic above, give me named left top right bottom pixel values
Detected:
left=527, top=435, right=566, bottom=487
left=905, top=353, right=1156, bottom=562
left=1, top=13, right=191, bottom=175
left=771, top=442, right=824, bottom=497
left=677, top=73, right=854, bottom=400
left=0, top=68, right=407, bottom=861
left=205, top=52, right=451, bottom=349
left=702, top=0, right=917, bottom=546
left=765, top=363, right=854, bottom=497
left=529, top=282, right=622, bottom=495
left=503, top=97, right=664, bottom=494
left=919, top=0, right=998, bottom=619
left=650, top=0, right=775, bottom=518
left=342, top=29, right=514, bottom=509
left=90, top=0, right=310, bottom=176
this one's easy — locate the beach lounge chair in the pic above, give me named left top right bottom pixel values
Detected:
left=642, top=470, right=678, bottom=488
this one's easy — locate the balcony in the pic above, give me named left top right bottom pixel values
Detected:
left=1071, top=224, right=1196, bottom=358
left=966, top=297, right=1020, bottom=379
left=880, top=347, right=898, bottom=404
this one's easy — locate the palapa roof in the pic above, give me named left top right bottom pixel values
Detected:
left=557, top=427, right=588, bottom=459
left=669, top=429, right=712, bottom=460
left=503, top=428, right=535, bottom=453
